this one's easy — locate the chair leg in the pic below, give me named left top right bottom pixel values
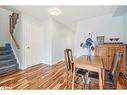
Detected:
left=81, top=75, right=86, bottom=89
left=89, top=83, right=91, bottom=89
left=67, top=80, right=68, bottom=88
left=66, top=74, right=69, bottom=89
left=83, top=83, right=86, bottom=89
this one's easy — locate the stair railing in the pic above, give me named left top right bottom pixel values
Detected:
left=9, top=12, right=20, bottom=49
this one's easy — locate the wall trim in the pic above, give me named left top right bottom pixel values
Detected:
left=52, top=58, right=65, bottom=65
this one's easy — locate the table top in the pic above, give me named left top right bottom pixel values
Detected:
left=74, top=55, right=103, bottom=72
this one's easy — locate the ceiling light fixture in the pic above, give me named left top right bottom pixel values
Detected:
left=49, top=8, right=61, bottom=16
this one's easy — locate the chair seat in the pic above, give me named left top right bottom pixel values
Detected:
left=76, top=68, right=88, bottom=76
left=88, top=71, right=113, bottom=84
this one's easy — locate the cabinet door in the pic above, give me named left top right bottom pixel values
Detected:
left=96, top=47, right=109, bottom=70
left=108, top=47, right=116, bottom=70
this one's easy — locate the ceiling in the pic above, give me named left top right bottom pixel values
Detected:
left=1, top=6, right=119, bottom=31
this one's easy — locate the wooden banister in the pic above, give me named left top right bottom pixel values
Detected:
left=9, top=15, right=13, bottom=33
left=9, top=12, right=20, bottom=49
left=10, top=34, right=20, bottom=49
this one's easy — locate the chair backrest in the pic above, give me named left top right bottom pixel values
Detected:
left=64, top=49, right=73, bottom=73
left=109, top=51, right=123, bottom=88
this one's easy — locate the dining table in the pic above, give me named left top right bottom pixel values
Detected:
left=72, top=55, right=104, bottom=89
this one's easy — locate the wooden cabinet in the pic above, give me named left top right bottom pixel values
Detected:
left=96, top=47, right=109, bottom=70
left=95, top=44, right=126, bottom=73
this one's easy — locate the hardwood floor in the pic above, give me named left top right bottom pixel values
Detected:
left=0, top=61, right=68, bottom=89
left=0, top=61, right=126, bottom=89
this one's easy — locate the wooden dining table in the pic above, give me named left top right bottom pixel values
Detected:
left=72, top=55, right=104, bottom=89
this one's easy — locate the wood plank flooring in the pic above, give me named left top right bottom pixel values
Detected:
left=0, top=61, right=126, bottom=89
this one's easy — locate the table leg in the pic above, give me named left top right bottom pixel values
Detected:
left=72, top=70, right=75, bottom=89
left=102, top=68, right=105, bottom=86
left=99, top=68, right=103, bottom=89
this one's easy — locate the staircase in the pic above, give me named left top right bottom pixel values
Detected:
left=0, top=43, right=19, bottom=75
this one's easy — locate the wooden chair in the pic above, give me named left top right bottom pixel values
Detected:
left=64, top=49, right=87, bottom=89
left=85, top=51, right=122, bottom=89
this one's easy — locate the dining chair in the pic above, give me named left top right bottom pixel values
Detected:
left=64, top=49, right=87, bottom=89
left=84, top=51, right=122, bottom=89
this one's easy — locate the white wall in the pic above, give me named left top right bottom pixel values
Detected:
left=41, top=19, right=52, bottom=64
left=122, top=12, right=127, bottom=72
left=52, top=19, right=74, bottom=64
left=74, top=14, right=124, bottom=57
left=123, top=12, right=127, bottom=44
left=0, top=8, right=11, bottom=46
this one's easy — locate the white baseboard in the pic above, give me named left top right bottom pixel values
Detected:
left=40, top=58, right=64, bottom=65
left=52, top=58, right=64, bottom=65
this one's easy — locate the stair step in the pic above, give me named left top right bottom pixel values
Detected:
left=0, top=54, right=15, bottom=61
left=0, top=47, right=11, bottom=51
left=5, top=43, right=11, bottom=48
left=0, top=58, right=16, bottom=63
left=0, top=63, right=19, bottom=74
left=0, top=43, right=19, bottom=75
left=0, top=59, right=17, bottom=65
left=0, top=61, right=17, bottom=67
left=0, top=49, right=12, bottom=52
left=0, top=50, right=13, bottom=55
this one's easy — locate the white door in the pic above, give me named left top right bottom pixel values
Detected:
left=29, top=24, right=42, bottom=67
left=24, top=20, right=42, bottom=68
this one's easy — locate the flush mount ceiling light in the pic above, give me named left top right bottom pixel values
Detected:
left=49, top=8, right=61, bottom=16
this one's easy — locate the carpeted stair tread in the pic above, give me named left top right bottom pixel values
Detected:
left=0, top=48, right=11, bottom=51
left=0, top=43, right=19, bottom=75
left=0, top=59, right=17, bottom=67
left=0, top=54, right=15, bottom=60
left=0, top=59, right=16, bottom=64
left=0, top=47, right=11, bottom=51
left=0, top=61, right=17, bottom=67
left=0, top=47, right=7, bottom=51
left=0, top=63, right=19, bottom=74
left=0, top=50, right=13, bottom=55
